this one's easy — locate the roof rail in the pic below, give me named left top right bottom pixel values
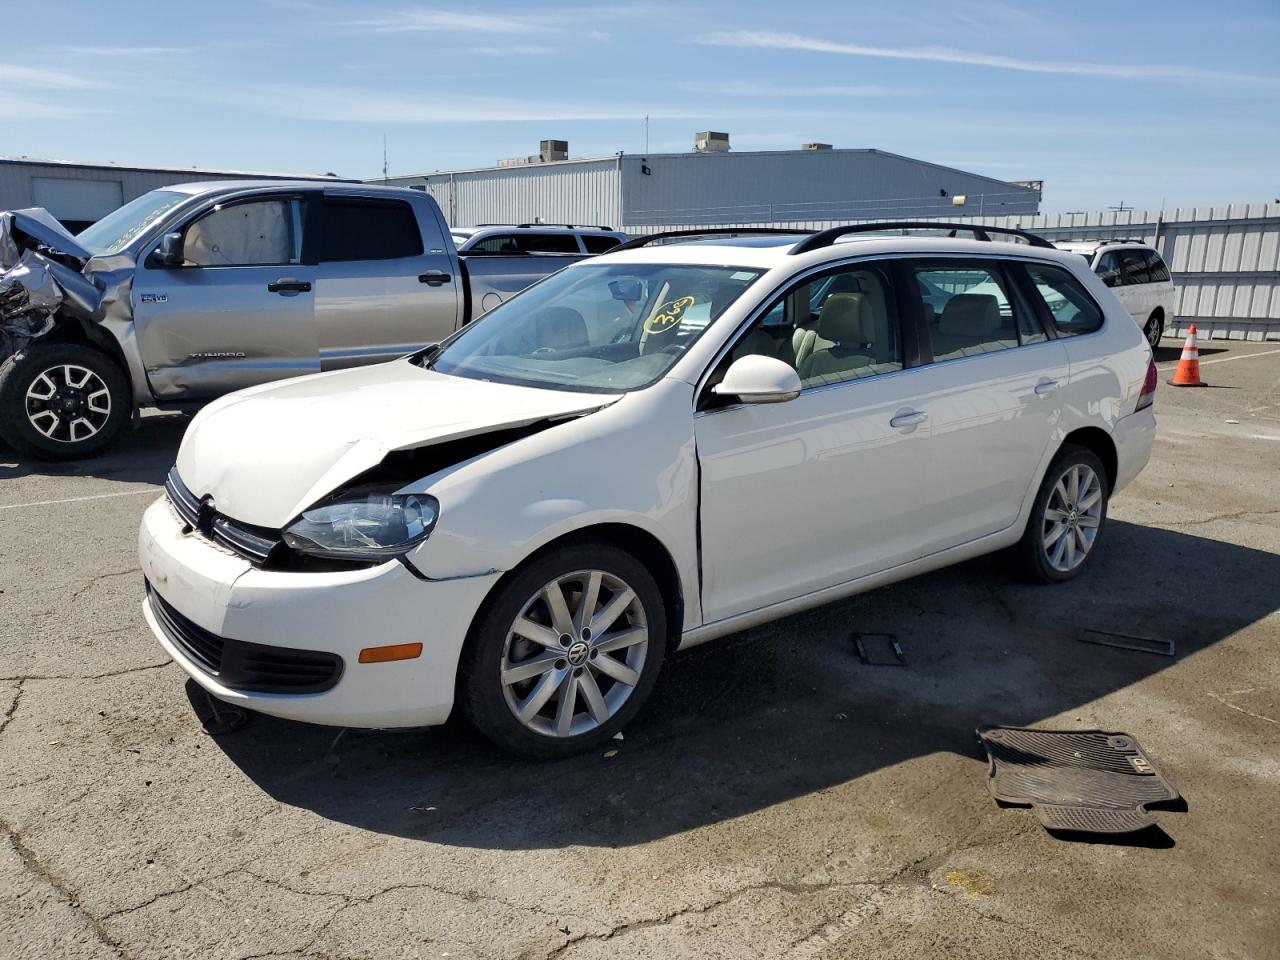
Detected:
left=513, top=223, right=615, bottom=231
left=789, top=221, right=1055, bottom=255
left=608, top=227, right=812, bottom=253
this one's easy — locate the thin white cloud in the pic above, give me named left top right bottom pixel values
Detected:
left=698, top=30, right=1278, bottom=83
left=241, top=84, right=781, bottom=123
left=0, top=95, right=97, bottom=120
left=341, top=10, right=557, bottom=34
left=0, top=64, right=102, bottom=90
left=56, top=45, right=190, bottom=56
left=467, top=44, right=561, bottom=57
left=681, top=80, right=905, bottom=97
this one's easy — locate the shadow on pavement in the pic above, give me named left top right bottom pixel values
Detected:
left=203, top=520, right=1279, bottom=850
left=0, top=413, right=187, bottom=484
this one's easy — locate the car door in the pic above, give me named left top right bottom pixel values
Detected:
left=902, top=258, right=1069, bottom=555
left=309, top=193, right=460, bottom=370
left=694, top=259, right=932, bottom=623
left=133, top=194, right=318, bottom=401
left=1118, top=248, right=1156, bottom=324
left=1095, top=250, right=1137, bottom=321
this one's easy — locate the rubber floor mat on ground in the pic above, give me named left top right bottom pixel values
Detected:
left=977, top=725, right=1181, bottom=834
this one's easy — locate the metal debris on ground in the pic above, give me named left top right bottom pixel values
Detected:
left=1079, top=628, right=1175, bottom=657
left=977, top=725, right=1183, bottom=835
left=198, top=692, right=249, bottom=736
left=853, top=632, right=906, bottom=666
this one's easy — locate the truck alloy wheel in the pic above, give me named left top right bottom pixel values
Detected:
left=0, top=343, right=129, bottom=461
left=24, top=363, right=113, bottom=443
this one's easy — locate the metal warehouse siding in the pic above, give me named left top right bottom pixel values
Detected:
left=384, top=158, right=621, bottom=228
left=0, top=160, right=338, bottom=213
left=618, top=150, right=1039, bottom=225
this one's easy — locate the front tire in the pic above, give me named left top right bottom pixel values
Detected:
left=0, top=343, right=130, bottom=461
left=459, top=542, right=667, bottom=759
left=1010, top=444, right=1109, bottom=584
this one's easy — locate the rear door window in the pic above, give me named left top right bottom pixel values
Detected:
left=912, top=263, right=1022, bottom=361
left=1025, top=264, right=1104, bottom=336
left=1118, top=249, right=1152, bottom=285
left=1144, top=250, right=1171, bottom=282
left=312, top=196, right=423, bottom=262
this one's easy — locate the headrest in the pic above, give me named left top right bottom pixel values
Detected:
left=940, top=293, right=1001, bottom=335
left=817, top=292, right=872, bottom=343
left=534, top=307, right=588, bottom=349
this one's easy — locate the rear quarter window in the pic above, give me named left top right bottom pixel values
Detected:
left=1025, top=264, right=1104, bottom=337
left=582, top=234, right=622, bottom=253
left=1145, top=250, right=1172, bottom=282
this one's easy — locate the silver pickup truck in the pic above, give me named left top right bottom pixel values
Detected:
left=0, top=181, right=585, bottom=460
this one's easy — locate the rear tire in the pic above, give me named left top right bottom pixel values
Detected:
left=0, top=343, right=130, bottom=461
left=1010, top=444, right=1109, bottom=585
left=458, top=542, right=667, bottom=760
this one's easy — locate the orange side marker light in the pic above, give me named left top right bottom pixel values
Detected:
left=358, top=642, right=424, bottom=664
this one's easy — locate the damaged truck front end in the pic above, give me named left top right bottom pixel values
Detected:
left=0, top=207, right=137, bottom=460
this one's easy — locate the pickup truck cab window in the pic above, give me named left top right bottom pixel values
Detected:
left=312, top=197, right=423, bottom=262
left=429, top=262, right=763, bottom=392
left=184, top=199, right=302, bottom=267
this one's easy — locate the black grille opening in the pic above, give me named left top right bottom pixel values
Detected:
left=147, top=582, right=343, bottom=694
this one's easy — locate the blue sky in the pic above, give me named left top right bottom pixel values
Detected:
left=6, top=0, right=1279, bottom=212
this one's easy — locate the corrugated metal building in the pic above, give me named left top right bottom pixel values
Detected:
left=380, top=144, right=1041, bottom=228
left=0, top=157, right=349, bottom=231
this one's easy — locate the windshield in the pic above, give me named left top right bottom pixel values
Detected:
left=75, top=190, right=188, bottom=256
left=428, top=262, right=764, bottom=392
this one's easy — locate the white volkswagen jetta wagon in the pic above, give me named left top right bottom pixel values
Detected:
left=139, top=223, right=1158, bottom=758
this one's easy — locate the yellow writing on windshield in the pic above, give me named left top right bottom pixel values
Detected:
left=643, top=296, right=696, bottom=335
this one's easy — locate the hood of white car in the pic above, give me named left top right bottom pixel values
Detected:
left=176, top=360, right=611, bottom=528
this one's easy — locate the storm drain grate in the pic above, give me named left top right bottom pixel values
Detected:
left=977, top=725, right=1182, bottom=834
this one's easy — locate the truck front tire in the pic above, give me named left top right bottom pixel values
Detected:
left=0, top=343, right=131, bottom=461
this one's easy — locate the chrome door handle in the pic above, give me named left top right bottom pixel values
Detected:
left=890, top=410, right=928, bottom=428
left=1034, top=378, right=1060, bottom=396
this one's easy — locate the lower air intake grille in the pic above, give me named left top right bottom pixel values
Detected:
left=147, top=583, right=343, bottom=694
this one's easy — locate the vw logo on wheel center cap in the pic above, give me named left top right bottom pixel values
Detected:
left=566, top=640, right=590, bottom=666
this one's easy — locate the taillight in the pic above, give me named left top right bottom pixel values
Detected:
left=1136, top=356, right=1157, bottom=411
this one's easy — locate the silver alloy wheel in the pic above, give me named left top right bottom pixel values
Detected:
left=500, top=569, right=649, bottom=738
left=1042, top=463, right=1103, bottom=573
left=1144, top=315, right=1162, bottom=348
left=24, top=364, right=112, bottom=443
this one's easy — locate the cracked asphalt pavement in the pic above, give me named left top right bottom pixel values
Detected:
left=2, top=340, right=1278, bottom=960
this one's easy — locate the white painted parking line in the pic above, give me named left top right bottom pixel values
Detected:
left=0, top=486, right=160, bottom=511
left=1157, top=347, right=1280, bottom=367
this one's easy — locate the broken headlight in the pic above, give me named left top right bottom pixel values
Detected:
left=282, top=487, right=439, bottom=562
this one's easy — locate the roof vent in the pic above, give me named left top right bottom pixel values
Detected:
left=694, top=131, right=730, bottom=153
left=539, top=139, right=568, bottom=162
left=802, top=142, right=833, bottom=151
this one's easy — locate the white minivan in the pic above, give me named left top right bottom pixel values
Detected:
left=139, top=223, right=1158, bottom=758
left=1055, top=240, right=1176, bottom=347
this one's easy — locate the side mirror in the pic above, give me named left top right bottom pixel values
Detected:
left=154, top=231, right=185, bottom=267
left=712, top=354, right=802, bottom=404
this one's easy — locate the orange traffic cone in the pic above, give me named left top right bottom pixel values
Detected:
left=1169, top=324, right=1207, bottom=387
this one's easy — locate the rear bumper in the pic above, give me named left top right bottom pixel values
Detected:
left=1111, top=406, right=1156, bottom=494
left=138, top=496, right=501, bottom=728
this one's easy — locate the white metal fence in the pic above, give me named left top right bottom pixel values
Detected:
left=629, top=201, right=1280, bottom=341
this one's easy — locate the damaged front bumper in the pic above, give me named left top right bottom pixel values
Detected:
left=138, top=496, right=501, bottom=728
left=0, top=207, right=116, bottom=357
